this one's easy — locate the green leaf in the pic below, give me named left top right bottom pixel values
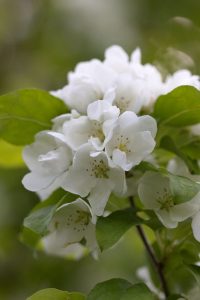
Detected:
left=168, top=174, right=200, bottom=204
left=87, top=280, right=155, bottom=300
left=0, top=139, right=24, bottom=167
left=120, top=283, right=154, bottom=300
left=96, top=208, right=143, bottom=251
left=153, top=86, right=200, bottom=126
left=87, top=278, right=132, bottom=300
left=20, top=227, right=41, bottom=248
left=23, top=189, right=77, bottom=236
left=186, top=264, right=200, bottom=286
left=24, top=205, right=57, bottom=236
left=27, top=288, right=86, bottom=300
left=0, top=89, right=67, bottom=145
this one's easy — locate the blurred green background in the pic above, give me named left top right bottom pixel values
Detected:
left=1, top=0, right=200, bottom=299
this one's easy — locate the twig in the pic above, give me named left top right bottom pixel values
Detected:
left=129, top=197, right=169, bottom=298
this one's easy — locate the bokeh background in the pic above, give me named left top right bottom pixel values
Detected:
left=1, top=0, right=200, bottom=299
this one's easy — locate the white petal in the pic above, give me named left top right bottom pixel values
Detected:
left=192, top=211, right=200, bottom=242
left=42, top=237, right=87, bottom=259
left=118, top=111, right=138, bottom=129
left=127, top=131, right=156, bottom=167
left=131, top=48, right=142, bottom=64
left=109, top=165, right=127, bottom=195
left=157, top=210, right=178, bottom=228
left=61, top=169, right=96, bottom=197
left=170, top=200, right=199, bottom=222
left=63, top=116, right=92, bottom=150
left=137, top=116, right=157, bottom=138
left=87, top=100, right=119, bottom=122
left=105, top=45, right=129, bottom=62
left=138, top=172, right=170, bottom=210
left=88, top=179, right=113, bottom=216
left=112, top=148, right=132, bottom=171
left=22, top=172, right=55, bottom=192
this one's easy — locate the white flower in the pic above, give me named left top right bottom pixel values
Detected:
left=130, top=66, right=164, bottom=110
left=42, top=198, right=98, bottom=259
left=167, top=157, right=200, bottom=242
left=105, top=111, right=157, bottom=171
left=104, top=46, right=164, bottom=111
left=52, top=60, right=116, bottom=114
left=138, top=171, right=200, bottom=228
left=61, top=143, right=126, bottom=216
left=163, top=70, right=200, bottom=94
left=63, top=99, right=119, bottom=151
left=104, top=45, right=130, bottom=73
left=22, top=131, right=72, bottom=199
left=52, top=110, right=80, bottom=132
left=106, top=74, right=145, bottom=114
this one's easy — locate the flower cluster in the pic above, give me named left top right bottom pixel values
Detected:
left=22, top=46, right=200, bottom=257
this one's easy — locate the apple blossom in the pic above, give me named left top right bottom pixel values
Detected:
left=105, top=111, right=157, bottom=171
left=61, top=143, right=126, bottom=216
left=63, top=99, right=119, bottom=151
left=22, top=131, right=73, bottom=199
left=138, top=171, right=200, bottom=228
left=42, top=198, right=98, bottom=259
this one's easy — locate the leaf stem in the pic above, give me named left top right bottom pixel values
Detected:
left=129, top=197, right=169, bottom=298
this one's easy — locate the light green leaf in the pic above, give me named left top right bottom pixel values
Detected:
left=120, top=283, right=154, bottom=300
left=168, top=174, right=200, bottom=204
left=26, top=288, right=86, bottom=300
left=153, top=86, right=200, bottom=126
left=0, top=89, right=67, bottom=145
left=87, top=278, right=132, bottom=300
left=0, top=139, right=24, bottom=167
left=96, top=208, right=143, bottom=251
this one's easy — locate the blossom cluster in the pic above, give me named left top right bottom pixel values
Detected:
left=22, top=46, right=200, bottom=258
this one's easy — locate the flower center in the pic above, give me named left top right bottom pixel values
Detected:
left=54, top=210, right=90, bottom=233
left=115, top=96, right=130, bottom=113
left=116, top=135, right=131, bottom=153
left=91, top=121, right=105, bottom=142
left=89, top=158, right=109, bottom=178
left=157, top=188, right=174, bottom=211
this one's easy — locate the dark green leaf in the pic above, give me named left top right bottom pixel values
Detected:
left=96, top=208, right=143, bottom=251
left=26, top=288, right=86, bottom=300
left=153, top=86, right=200, bottom=126
left=0, top=89, right=67, bottom=145
left=87, top=278, right=131, bottom=300
left=120, top=283, right=154, bottom=300
left=186, top=264, right=200, bottom=286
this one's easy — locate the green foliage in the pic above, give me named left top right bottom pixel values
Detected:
left=168, top=173, right=200, bottom=204
left=26, top=288, right=86, bottom=300
left=0, top=89, right=67, bottom=145
left=96, top=208, right=143, bottom=251
left=186, top=264, right=200, bottom=286
left=87, top=278, right=132, bottom=300
left=0, top=139, right=24, bottom=167
left=154, top=86, right=200, bottom=126
left=120, top=283, right=155, bottom=300
left=87, top=279, right=154, bottom=300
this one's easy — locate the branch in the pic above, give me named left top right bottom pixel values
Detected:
left=129, top=197, right=169, bottom=298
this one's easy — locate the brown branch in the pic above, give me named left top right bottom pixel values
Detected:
left=129, top=197, right=169, bottom=298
